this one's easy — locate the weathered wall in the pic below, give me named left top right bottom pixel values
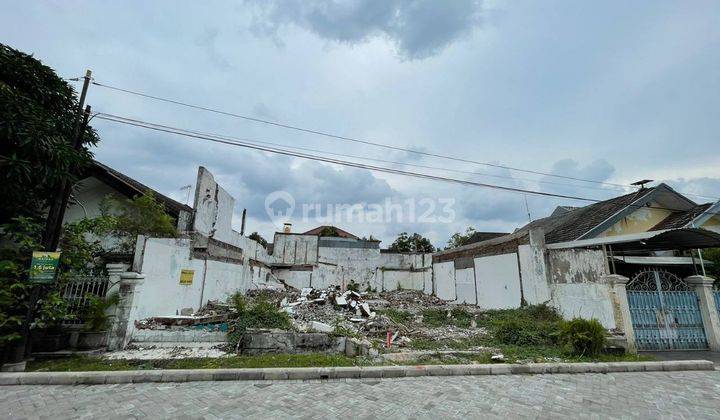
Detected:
left=474, top=253, right=522, bottom=309
left=128, top=236, right=274, bottom=341
left=192, top=167, right=236, bottom=243
left=273, top=268, right=313, bottom=289
left=545, top=248, right=614, bottom=328
left=599, top=202, right=672, bottom=237
left=273, top=234, right=319, bottom=265
left=549, top=249, right=608, bottom=284
left=550, top=283, right=617, bottom=329
left=518, top=244, right=551, bottom=304
left=701, top=214, right=720, bottom=234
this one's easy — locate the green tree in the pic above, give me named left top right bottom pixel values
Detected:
left=387, top=232, right=435, bottom=253
left=703, top=248, right=720, bottom=280
left=318, top=226, right=340, bottom=237
left=0, top=217, right=41, bottom=352
left=446, top=226, right=477, bottom=249
left=109, top=193, right=177, bottom=252
left=0, top=43, right=98, bottom=222
left=248, top=232, right=268, bottom=249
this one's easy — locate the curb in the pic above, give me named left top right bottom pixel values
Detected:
left=0, top=360, right=713, bottom=386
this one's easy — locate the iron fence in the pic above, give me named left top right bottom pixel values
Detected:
left=60, top=275, right=110, bottom=326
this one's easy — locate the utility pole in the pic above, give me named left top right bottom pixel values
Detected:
left=17, top=71, right=92, bottom=362
left=41, top=69, right=92, bottom=251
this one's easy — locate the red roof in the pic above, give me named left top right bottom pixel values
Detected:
left=302, top=225, right=359, bottom=239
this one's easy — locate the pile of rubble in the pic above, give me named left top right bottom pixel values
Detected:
left=133, top=285, right=491, bottom=353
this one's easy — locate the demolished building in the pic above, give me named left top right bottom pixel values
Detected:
left=65, top=162, right=720, bottom=353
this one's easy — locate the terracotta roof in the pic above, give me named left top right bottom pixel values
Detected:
left=650, top=203, right=713, bottom=231
left=86, top=160, right=193, bottom=217
left=302, top=225, right=359, bottom=239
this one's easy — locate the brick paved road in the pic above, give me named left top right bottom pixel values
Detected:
left=3, top=371, right=720, bottom=419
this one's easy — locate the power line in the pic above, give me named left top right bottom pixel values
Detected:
left=154, top=119, right=630, bottom=195
left=90, top=80, right=632, bottom=189
left=93, top=112, right=720, bottom=217
left=88, top=80, right=720, bottom=202
left=94, top=112, right=604, bottom=203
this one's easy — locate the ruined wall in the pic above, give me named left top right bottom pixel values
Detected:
left=192, top=167, right=235, bottom=243
left=273, top=234, right=319, bottom=265
left=127, top=235, right=276, bottom=342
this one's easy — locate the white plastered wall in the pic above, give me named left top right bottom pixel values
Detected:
left=474, top=253, right=522, bottom=309
left=433, top=261, right=456, bottom=300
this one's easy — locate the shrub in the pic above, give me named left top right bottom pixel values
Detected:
left=556, top=318, right=607, bottom=357
left=476, top=304, right=562, bottom=346
left=492, top=318, right=557, bottom=346
left=346, top=280, right=360, bottom=292
left=82, top=292, right=120, bottom=332
left=226, top=296, right=292, bottom=350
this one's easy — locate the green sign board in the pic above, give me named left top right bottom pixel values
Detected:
left=29, top=251, right=61, bottom=284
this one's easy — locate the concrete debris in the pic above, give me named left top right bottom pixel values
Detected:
left=307, top=321, right=334, bottom=333
left=134, top=288, right=490, bottom=355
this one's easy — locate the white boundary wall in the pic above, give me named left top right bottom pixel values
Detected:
left=474, top=253, right=522, bottom=309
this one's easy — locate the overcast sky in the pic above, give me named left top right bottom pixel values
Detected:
left=3, top=1, right=719, bottom=247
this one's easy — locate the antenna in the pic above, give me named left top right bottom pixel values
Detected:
left=524, top=195, right=531, bottom=222
left=180, top=184, right=192, bottom=205
left=630, top=179, right=654, bottom=190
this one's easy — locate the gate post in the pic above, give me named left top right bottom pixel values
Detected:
left=107, top=265, right=145, bottom=351
left=605, top=274, right=636, bottom=353
left=686, top=275, right=720, bottom=351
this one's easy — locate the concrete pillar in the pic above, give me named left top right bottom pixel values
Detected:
left=686, top=275, right=720, bottom=352
left=605, top=274, right=636, bottom=354
left=107, top=265, right=145, bottom=351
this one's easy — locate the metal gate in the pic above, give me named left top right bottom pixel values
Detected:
left=627, top=269, right=707, bottom=350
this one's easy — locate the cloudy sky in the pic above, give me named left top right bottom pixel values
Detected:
left=3, top=0, right=719, bottom=247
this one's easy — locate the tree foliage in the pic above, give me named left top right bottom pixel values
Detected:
left=248, top=232, right=268, bottom=249
left=446, top=226, right=477, bottom=249
left=318, top=226, right=340, bottom=237
left=387, top=232, right=435, bottom=253
left=59, top=192, right=178, bottom=272
left=0, top=43, right=98, bottom=222
left=703, top=248, right=720, bottom=280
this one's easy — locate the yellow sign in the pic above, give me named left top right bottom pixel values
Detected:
left=179, top=269, right=194, bottom=285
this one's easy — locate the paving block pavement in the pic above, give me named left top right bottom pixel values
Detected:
left=2, top=371, right=720, bottom=419
left=0, top=360, right=714, bottom=386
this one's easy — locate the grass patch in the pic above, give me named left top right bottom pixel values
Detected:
left=376, top=309, right=413, bottom=324
left=421, top=307, right=473, bottom=328
left=408, top=335, right=489, bottom=351
left=332, top=325, right=363, bottom=339
left=27, top=353, right=371, bottom=372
